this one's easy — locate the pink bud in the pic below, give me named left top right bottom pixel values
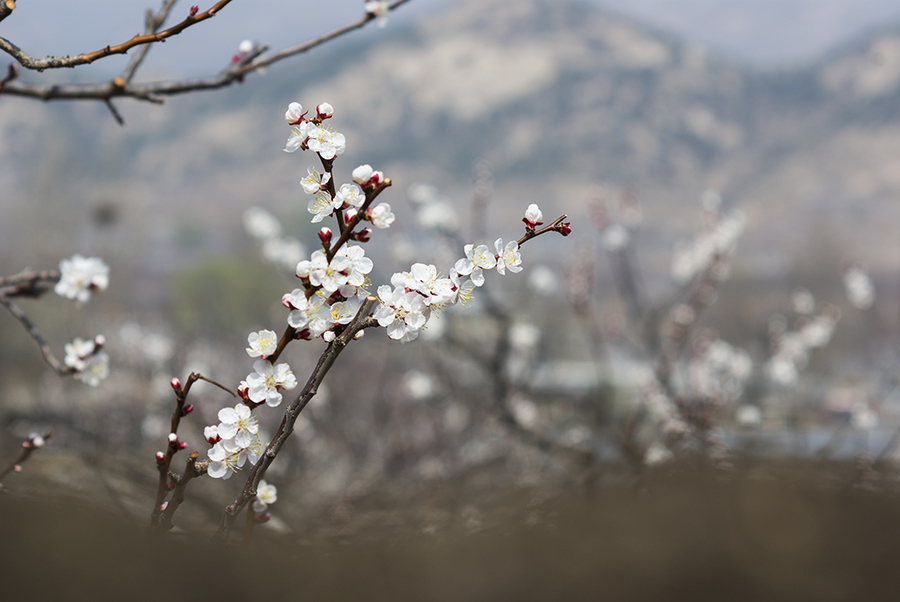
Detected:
left=284, top=102, right=304, bottom=125
left=353, top=228, right=372, bottom=243
left=189, top=5, right=198, bottom=16
left=13, top=465, right=21, bottom=473
left=559, top=222, right=572, bottom=236
left=171, top=377, right=182, bottom=393
left=93, top=335, right=106, bottom=350
left=178, top=441, right=189, bottom=450
left=156, top=451, right=166, bottom=463
left=237, top=383, right=250, bottom=400
left=182, top=404, right=193, bottom=416
left=318, top=227, right=333, bottom=247
left=282, top=293, right=293, bottom=308
left=167, top=433, right=178, bottom=444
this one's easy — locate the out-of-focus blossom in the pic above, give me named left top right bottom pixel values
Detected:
left=843, top=266, right=875, bottom=310
left=55, top=255, right=109, bottom=303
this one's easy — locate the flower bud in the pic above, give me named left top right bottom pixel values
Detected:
left=285, top=102, right=304, bottom=124
left=27, top=433, right=45, bottom=448
left=178, top=441, right=189, bottom=450
left=237, top=382, right=250, bottom=400
left=156, top=451, right=166, bottom=464
left=559, top=222, right=572, bottom=236
left=353, top=228, right=372, bottom=243
left=182, top=404, right=194, bottom=416
left=167, top=432, right=178, bottom=445
left=238, top=39, right=254, bottom=54
left=93, top=334, right=106, bottom=350
left=323, top=331, right=336, bottom=342
left=12, top=464, right=21, bottom=473
left=352, top=164, right=374, bottom=185
left=353, top=330, right=365, bottom=340
left=170, top=377, right=182, bottom=393
left=282, top=292, right=293, bottom=308
left=189, top=5, right=199, bottom=16
left=295, top=260, right=312, bottom=279
left=318, top=227, right=333, bottom=247
left=204, top=425, right=220, bottom=444
left=316, top=102, right=334, bottom=120
left=523, top=204, right=543, bottom=228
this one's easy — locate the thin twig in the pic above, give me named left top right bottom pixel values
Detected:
left=122, top=0, right=180, bottom=85
left=0, top=431, right=52, bottom=484
left=0, top=0, right=414, bottom=107
left=0, top=294, right=71, bottom=374
left=0, top=0, right=234, bottom=71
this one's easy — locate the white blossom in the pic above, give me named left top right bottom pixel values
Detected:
left=216, top=403, right=259, bottom=449
left=300, top=166, right=331, bottom=195
left=844, top=267, right=875, bottom=310
left=524, top=203, right=543, bottom=225
left=454, top=243, right=495, bottom=287
left=374, top=285, right=430, bottom=343
left=242, top=207, right=282, bottom=240
left=256, top=480, right=278, bottom=505
left=284, top=102, right=304, bottom=123
left=75, top=351, right=110, bottom=387
left=494, top=239, right=523, bottom=275
left=246, top=359, right=298, bottom=407
left=305, top=125, right=346, bottom=160
left=246, top=329, right=278, bottom=358
left=334, top=183, right=364, bottom=209
left=55, top=255, right=109, bottom=303
left=370, top=202, right=395, bottom=229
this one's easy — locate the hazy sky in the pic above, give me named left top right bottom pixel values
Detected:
left=3, top=0, right=900, bottom=78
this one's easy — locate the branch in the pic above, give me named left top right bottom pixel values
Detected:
left=157, top=451, right=209, bottom=531
left=150, top=371, right=233, bottom=529
left=0, top=1, right=234, bottom=72
left=0, top=0, right=414, bottom=110
left=0, top=431, right=52, bottom=486
left=213, top=296, right=379, bottom=543
left=0, top=294, right=72, bottom=375
left=0, top=1, right=15, bottom=26
left=121, top=0, right=180, bottom=85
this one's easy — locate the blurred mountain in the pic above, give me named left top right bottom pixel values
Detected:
left=1, top=0, right=898, bottom=303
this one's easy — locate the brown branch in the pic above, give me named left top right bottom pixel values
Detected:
left=0, top=1, right=15, bottom=26
left=0, top=431, right=52, bottom=485
left=213, top=296, right=379, bottom=543
left=150, top=371, right=233, bottom=529
left=0, top=1, right=234, bottom=72
left=0, top=294, right=72, bottom=375
left=517, top=214, right=571, bottom=247
left=121, top=0, right=180, bottom=85
left=157, top=452, right=209, bottom=531
left=0, top=0, right=414, bottom=109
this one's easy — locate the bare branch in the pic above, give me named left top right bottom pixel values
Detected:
left=157, top=451, right=209, bottom=531
left=0, top=0, right=414, bottom=110
left=0, top=1, right=15, bottom=26
left=0, top=294, right=72, bottom=375
left=0, top=431, right=52, bottom=485
left=121, top=0, right=180, bottom=85
left=0, top=1, right=234, bottom=72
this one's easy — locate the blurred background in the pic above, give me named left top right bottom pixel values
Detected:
left=0, top=0, right=899, bottom=538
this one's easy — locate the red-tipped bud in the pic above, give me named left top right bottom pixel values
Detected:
left=156, top=451, right=166, bottom=464
left=316, top=102, right=334, bottom=120
left=182, top=404, right=193, bottom=416
left=93, top=335, right=106, bottom=350
left=167, top=432, right=178, bottom=446
left=559, top=222, right=572, bottom=236
left=178, top=441, right=189, bottom=450
left=295, top=328, right=312, bottom=341
left=171, top=377, right=182, bottom=393
left=353, top=228, right=372, bottom=243
left=318, top=227, right=333, bottom=247
left=13, top=464, right=21, bottom=473
left=167, top=480, right=176, bottom=490
left=237, top=383, right=250, bottom=400
left=189, top=5, right=199, bottom=16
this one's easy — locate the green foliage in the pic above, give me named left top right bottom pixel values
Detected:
left=171, top=254, right=284, bottom=338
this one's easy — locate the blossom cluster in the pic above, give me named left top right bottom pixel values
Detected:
left=202, top=100, right=562, bottom=481
left=843, top=265, right=875, bottom=311
left=764, top=300, right=840, bottom=388
left=54, top=254, right=111, bottom=386
left=681, top=331, right=753, bottom=405
left=64, top=335, right=110, bottom=387
left=670, top=193, right=744, bottom=284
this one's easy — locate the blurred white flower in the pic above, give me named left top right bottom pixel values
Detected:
left=55, top=255, right=109, bottom=303
left=844, top=267, right=874, bottom=310
left=242, top=207, right=282, bottom=240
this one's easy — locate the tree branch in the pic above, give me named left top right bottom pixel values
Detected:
left=213, top=296, right=379, bottom=543
left=0, top=1, right=15, bottom=26
left=0, top=0, right=233, bottom=72
left=0, top=0, right=414, bottom=113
